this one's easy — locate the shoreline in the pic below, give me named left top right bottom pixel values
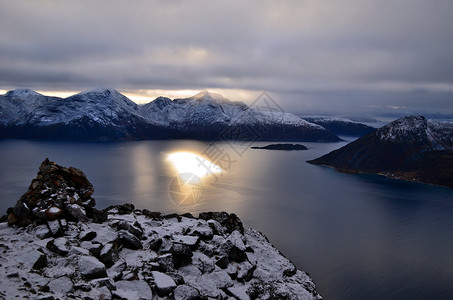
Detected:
left=308, top=162, right=453, bottom=189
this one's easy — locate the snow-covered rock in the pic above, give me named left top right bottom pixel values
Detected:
left=113, top=280, right=153, bottom=300
left=78, top=255, right=107, bottom=279
left=152, top=271, right=177, bottom=296
left=0, top=208, right=323, bottom=299
left=0, top=159, right=322, bottom=299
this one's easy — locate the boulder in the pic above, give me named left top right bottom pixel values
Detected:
left=100, top=243, right=119, bottom=267
left=114, top=220, right=143, bottom=239
left=34, top=224, right=51, bottom=239
left=170, top=243, right=193, bottom=268
left=45, top=206, right=62, bottom=220
left=148, top=237, right=163, bottom=251
left=118, top=230, right=143, bottom=250
left=117, top=203, right=135, bottom=214
left=189, top=223, right=213, bottom=240
left=79, top=230, right=96, bottom=241
left=221, top=231, right=248, bottom=263
left=156, top=253, right=175, bottom=272
left=47, top=220, right=64, bottom=237
left=13, top=200, right=30, bottom=219
left=215, top=255, right=230, bottom=269
left=78, top=255, right=107, bottom=280
left=46, top=238, right=69, bottom=256
left=172, top=234, right=199, bottom=248
left=206, top=270, right=234, bottom=289
left=152, top=271, right=177, bottom=296
left=142, top=209, right=162, bottom=219
left=66, top=204, right=88, bottom=222
left=173, top=284, right=201, bottom=300
left=198, top=211, right=244, bottom=234
left=228, top=286, right=250, bottom=300
left=48, top=276, right=73, bottom=294
left=113, top=280, right=152, bottom=300
left=192, top=252, right=215, bottom=274
left=32, top=252, right=48, bottom=270
left=6, top=213, right=19, bottom=225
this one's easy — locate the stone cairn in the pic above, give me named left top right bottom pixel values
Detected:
left=5, top=158, right=106, bottom=227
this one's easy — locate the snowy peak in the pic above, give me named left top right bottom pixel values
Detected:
left=190, top=90, right=227, bottom=102
left=378, top=116, right=428, bottom=142
left=378, top=116, right=453, bottom=150
left=68, top=88, right=138, bottom=111
left=2, top=89, right=47, bottom=106
left=184, top=90, right=249, bottom=108
left=72, top=88, right=129, bottom=103
left=4, top=89, right=43, bottom=98
left=149, top=96, right=172, bottom=110
left=301, top=116, right=376, bottom=136
left=0, top=89, right=53, bottom=125
left=77, top=88, right=122, bottom=98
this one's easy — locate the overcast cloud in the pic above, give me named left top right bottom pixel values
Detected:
left=1, top=0, right=452, bottom=115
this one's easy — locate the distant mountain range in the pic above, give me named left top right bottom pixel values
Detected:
left=309, top=116, right=453, bottom=188
left=0, top=89, right=342, bottom=142
left=301, top=116, right=376, bottom=136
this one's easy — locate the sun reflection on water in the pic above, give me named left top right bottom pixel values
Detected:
left=166, top=151, right=223, bottom=178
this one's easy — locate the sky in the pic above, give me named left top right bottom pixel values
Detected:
left=1, top=0, right=452, bottom=116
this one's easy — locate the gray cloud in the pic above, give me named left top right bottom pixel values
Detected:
left=1, top=0, right=452, bottom=115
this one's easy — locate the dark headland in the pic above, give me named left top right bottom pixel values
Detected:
left=308, top=116, right=453, bottom=188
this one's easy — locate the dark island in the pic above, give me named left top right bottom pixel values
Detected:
left=251, top=144, right=308, bottom=151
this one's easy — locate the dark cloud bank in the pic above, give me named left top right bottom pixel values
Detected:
left=1, top=0, right=453, bottom=116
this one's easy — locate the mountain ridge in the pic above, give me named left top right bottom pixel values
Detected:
left=0, top=88, right=341, bottom=142
left=301, top=116, right=376, bottom=137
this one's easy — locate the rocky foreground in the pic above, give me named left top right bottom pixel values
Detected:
left=0, top=159, right=321, bottom=299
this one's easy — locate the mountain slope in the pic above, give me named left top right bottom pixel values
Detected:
left=0, top=89, right=178, bottom=140
left=0, top=89, right=59, bottom=125
left=301, top=116, right=376, bottom=136
left=308, top=116, right=453, bottom=187
left=141, top=91, right=340, bottom=141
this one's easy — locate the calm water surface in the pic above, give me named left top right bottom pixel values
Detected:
left=1, top=139, right=452, bottom=300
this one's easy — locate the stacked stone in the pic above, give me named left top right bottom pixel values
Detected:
left=5, top=158, right=106, bottom=227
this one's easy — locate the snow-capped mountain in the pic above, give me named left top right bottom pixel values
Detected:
left=0, top=89, right=340, bottom=141
left=22, top=89, right=142, bottom=126
left=376, top=115, right=453, bottom=150
left=309, top=116, right=453, bottom=187
left=141, top=90, right=340, bottom=141
left=301, top=116, right=376, bottom=137
left=0, top=89, right=177, bottom=140
left=0, top=89, right=59, bottom=125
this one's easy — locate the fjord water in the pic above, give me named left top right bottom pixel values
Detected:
left=1, top=139, right=453, bottom=299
